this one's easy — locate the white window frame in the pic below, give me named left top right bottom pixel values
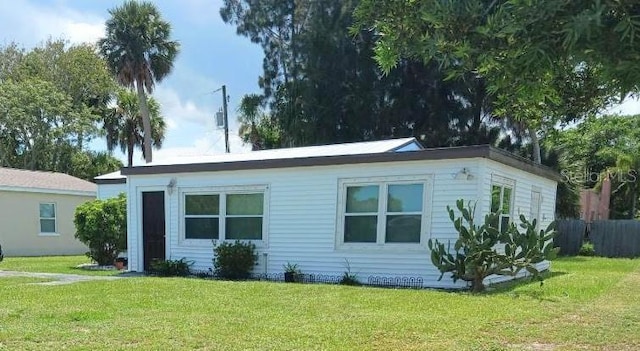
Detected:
left=490, top=176, right=515, bottom=232
left=180, top=185, right=269, bottom=247
left=336, top=175, right=432, bottom=250
left=39, top=202, right=58, bottom=236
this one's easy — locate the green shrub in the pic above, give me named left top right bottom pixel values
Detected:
left=74, top=194, right=126, bottom=265
left=150, top=258, right=193, bottom=277
left=428, top=199, right=557, bottom=292
left=579, top=241, right=596, bottom=256
left=213, top=240, right=257, bottom=280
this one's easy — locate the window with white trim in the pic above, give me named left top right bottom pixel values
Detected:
left=183, top=191, right=265, bottom=241
left=490, top=178, right=514, bottom=232
left=339, top=176, right=430, bottom=246
left=39, top=203, right=57, bottom=233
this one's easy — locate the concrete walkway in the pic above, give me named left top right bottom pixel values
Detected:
left=0, top=270, right=131, bottom=286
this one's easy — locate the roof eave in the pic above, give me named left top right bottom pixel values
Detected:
left=94, top=177, right=127, bottom=185
left=0, top=186, right=96, bottom=197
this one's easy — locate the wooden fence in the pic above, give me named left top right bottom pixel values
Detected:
left=590, top=220, right=640, bottom=258
left=554, top=219, right=586, bottom=256
left=555, top=219, right=640, bottom=258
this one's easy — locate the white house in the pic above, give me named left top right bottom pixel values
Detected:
left=94, top=171, right=126, bottom=199
left=120, top=138, right=558, bottom=288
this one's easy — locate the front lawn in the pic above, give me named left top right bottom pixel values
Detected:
left=0, top=255, right=122, bottom=276
left=1, top=257, right=639, bottom=350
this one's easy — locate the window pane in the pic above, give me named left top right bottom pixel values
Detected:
left=491, top=185, right=501, bottom=213
left=385, top=215, right=421, bottom=243
left=186, top=195, right=219, bottom=215
left=344, top=216, right=377, bottom=242
left=226, top=217, right=262, bottom=240
left=40, top=219, right=56, bottom=233
left=346, top=186, right=379, bottom=213
left=502, top=187, right=512, bottom=214
left=227, top=193, right=264, bottom=215
left=185, top=218, right=219, bottom=239
left=40, top=203, right=55, bottom=218
left=387, top=184, right=423, bottom=212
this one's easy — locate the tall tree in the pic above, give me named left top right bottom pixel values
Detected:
left=99, top=0, right=179, bottom=163
left=223, top=0, right=506, bottom=149
left=353, top=1, right=629, bottom=163
left=0, top=40, right=120, bottom=180
left=105, top=89, right=166, bottom=167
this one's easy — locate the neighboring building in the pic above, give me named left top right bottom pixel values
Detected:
left=579, top=175, right=611, bottom=222
left=95, top=171, right=126, bottom=199
left=120, top=138, right=558, bottom=289
left=0, top=167, right=96, bottom=256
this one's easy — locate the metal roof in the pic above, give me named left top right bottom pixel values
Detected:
left=119, top=139, right=559, bottom=181
left=94, top=171, right=126, bottom=184
left=141, top=137, right=420, bottom=167
left=0, top=167, right=97, bottom=195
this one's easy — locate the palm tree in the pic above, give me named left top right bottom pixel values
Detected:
left=99, top=0, right=178, bottom=163
left=105, top=89, right=166, bottom=167
left=237, top=94, right=264, bottom=151
left=237, top=94, right=281, bottom=150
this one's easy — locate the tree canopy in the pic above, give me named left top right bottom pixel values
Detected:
left=0, top=39, right=122, bottom=180
left=221, top=0, right=509, bottom=149
left=353, top=0, right=639, bottom=163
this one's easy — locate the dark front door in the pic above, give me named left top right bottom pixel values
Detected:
left=143, top=191, right=166, bottom=271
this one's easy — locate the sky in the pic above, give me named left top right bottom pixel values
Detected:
left=1, top=0, right=640, bottom=166
left=0, top=0, right=263, bottom=165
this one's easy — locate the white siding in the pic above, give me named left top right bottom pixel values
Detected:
left=479, top=159, right=557, bottom=229
left=126, top=157, right=557, bottom=289
left=97, top=183, right=126, bottom=200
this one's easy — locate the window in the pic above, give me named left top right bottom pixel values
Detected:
left=185, top=195, right=219, bottom=239
left=490, top=179, right=514, bottom=232
left=339, top=176, right=430, bottom=247
left=39, top=203, right=56, bottom=234
left=183, top=190, right=265, bottom=241
left=226, top=193, right=264, bottom=240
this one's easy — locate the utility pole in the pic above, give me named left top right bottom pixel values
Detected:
left=222, top=85, right=230, bottom=153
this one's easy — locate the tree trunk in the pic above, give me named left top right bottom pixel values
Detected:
left=135, top=79, right=153, bottom=164
left=127, top=141, right=134, bottom=168
left=529, top=127, right=541, bottom=164
left=471, top=274, right=486, bottom=293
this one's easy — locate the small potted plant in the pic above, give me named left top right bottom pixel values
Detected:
left=283, top=262, right=301, bottom=283
left=114, top=257, right=127, bottom=270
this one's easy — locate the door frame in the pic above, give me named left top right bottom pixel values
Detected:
left=135, top=186, right=170, bottom=272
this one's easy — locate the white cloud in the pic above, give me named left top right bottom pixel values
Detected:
left=153, top=86, right=212, bottom=127
left=0, top=0, right=105, bottom=47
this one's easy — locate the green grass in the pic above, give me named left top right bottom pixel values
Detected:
left=0, top=255, right=122, bottom=276
left=1, top=257, right=639, bottom=350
